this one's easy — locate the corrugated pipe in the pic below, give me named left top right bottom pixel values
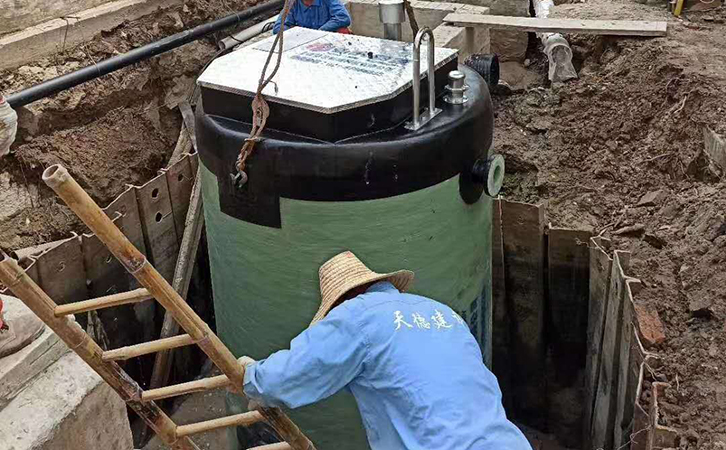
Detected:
left=6, top=0, right=284, bottom=108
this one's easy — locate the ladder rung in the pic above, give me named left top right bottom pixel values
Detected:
left=249, top=443, right=293, bottom=450
left=54, top=288, right=153, bottom=316
left=176, top=411, right=264, bottom=437
left=142, top=374, right=231, bottom=402
left=102, top=334, right=195, bottom=361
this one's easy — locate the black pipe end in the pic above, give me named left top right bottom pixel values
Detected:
left=464, top=54, right=500, bottom=87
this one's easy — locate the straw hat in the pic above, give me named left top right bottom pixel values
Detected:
left=311, top=251, right=414, bottom=324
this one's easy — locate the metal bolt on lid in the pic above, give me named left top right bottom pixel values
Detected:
left=444, top=70, right=468, bottom=105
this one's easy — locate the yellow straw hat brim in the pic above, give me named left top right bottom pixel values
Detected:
left=312, top=251, right=414, bottom=325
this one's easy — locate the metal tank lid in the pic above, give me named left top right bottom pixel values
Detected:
left=197, top=28, right=458, bottom=114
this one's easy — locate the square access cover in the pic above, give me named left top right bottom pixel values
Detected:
left=197, top=28, right=458, bottom=114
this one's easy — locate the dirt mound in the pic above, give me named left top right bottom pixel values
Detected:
left=0, top=0, right=266, bottom=250
left=494, top=2, right=726, bottom=446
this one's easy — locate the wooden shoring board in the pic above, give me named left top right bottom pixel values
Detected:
left=34, top=235, right=88, bottom=306
left=443, top=14, right=668, bottom=36
left=629, top=329, right=653, bottom=450
left=501, top=200, right=546, bottom=428
left=591, top=250, right=629, bottom=450
left=135, top=174, right=180, bottom=282
left=491, top=199, right=512, bottom=411
left=613, top=277, right=642, bottom=448
left=546, top=227, right=592, bottom=446
left=650, top=382, right=679, bottom=448
left=583, top=236, right=612, bottom=447
left=164, top=154, right=196, bottom=247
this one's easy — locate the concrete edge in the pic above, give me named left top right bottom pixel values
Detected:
left=0, top=0, right=182, bottom=71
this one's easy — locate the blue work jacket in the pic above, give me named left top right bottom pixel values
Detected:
left=244, top=281, right=532, bottom=450
left=272, top=0, right=352, bottom=34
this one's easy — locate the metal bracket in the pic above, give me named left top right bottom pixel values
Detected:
left=405, top=27, right=441, bottom=131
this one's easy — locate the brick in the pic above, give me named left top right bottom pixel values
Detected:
left=634, top=303, right=666, bottom=348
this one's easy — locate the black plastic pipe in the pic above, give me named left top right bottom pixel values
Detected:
left=6, top=0, right=283, bottom=108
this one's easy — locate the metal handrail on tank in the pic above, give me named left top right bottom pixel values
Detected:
left=405, top=27, right=442, bottom=131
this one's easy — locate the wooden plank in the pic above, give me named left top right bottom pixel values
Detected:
left=591, top=250, right=629, bottom=450
left=134, top=174, right=180, bottom=282
left=102, top=334, right=195, bottom=361
left=443, top=13, right=668, bottom=36
left=613, top=278, right=641, bottom=448
left=54, top=288, right=152, bottom=316
left=176, top=411, right=264, bottom=438
left=35, top=235, right=88, bottom=306
left=142, top=374, right=230, bottom=401
left=491, top=199, right=512, bottom=412
left=631, top=346, right=655, bottom=450
left=583, top=236, right=612, bottom=448
left=546, top=227, right=592, bottom=447
left=164, top=155, right=195, bottom=246
left=628, top=329, right=650, bottom=450
left=501, top=200, right=546, bottom=428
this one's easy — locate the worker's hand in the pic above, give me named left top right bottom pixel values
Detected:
left=238, top=355, right=256, bottom=367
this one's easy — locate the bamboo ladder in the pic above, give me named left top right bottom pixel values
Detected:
left=0, top=164, right=315, bottom=450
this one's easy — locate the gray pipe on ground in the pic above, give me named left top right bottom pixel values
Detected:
left=533, top=0, right=577, bottom=83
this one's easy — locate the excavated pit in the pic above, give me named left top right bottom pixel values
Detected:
left=2, top=0, right=726, bottom=448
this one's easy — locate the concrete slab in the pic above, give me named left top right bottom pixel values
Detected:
left=0, top=0, right=110, bottom=35
left=0, top=0, right=181, bottom=71
left=0, top=295, right=71, bottom=410
left=0, top=351, right=133, bottom=450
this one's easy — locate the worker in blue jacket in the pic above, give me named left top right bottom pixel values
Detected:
left=242, top=251, right=532, bottom=450
left=273, top=0, right=352, bottom=34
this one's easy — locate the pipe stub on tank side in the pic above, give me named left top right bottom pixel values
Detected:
left=472, top=154, right=505, bottom=197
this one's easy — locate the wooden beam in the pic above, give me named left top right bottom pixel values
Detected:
left=102, top=334, right=195, bottom=361
left=176, top=411, right=264, bottom=437
left=142, top=374, right=231, bottom=402
left=54, top=288, right=153, bottom=316
left=443, top=14, right=668, bottom=36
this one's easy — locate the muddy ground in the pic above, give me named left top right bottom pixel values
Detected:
left=0, top=0, right=263, bottom=250
left=495, top=0, right=726, bottom=447
left=1, top=0, right=725, bottom=447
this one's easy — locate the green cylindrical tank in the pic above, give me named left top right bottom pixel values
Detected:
left=195, top=28, right=502, bottom=450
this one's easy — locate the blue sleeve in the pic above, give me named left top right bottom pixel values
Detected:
left=273, top=7, right=297, bottom=34
left=243, top=303, right=368, bottom=409
left=318, top=0, right=351, bottom=31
